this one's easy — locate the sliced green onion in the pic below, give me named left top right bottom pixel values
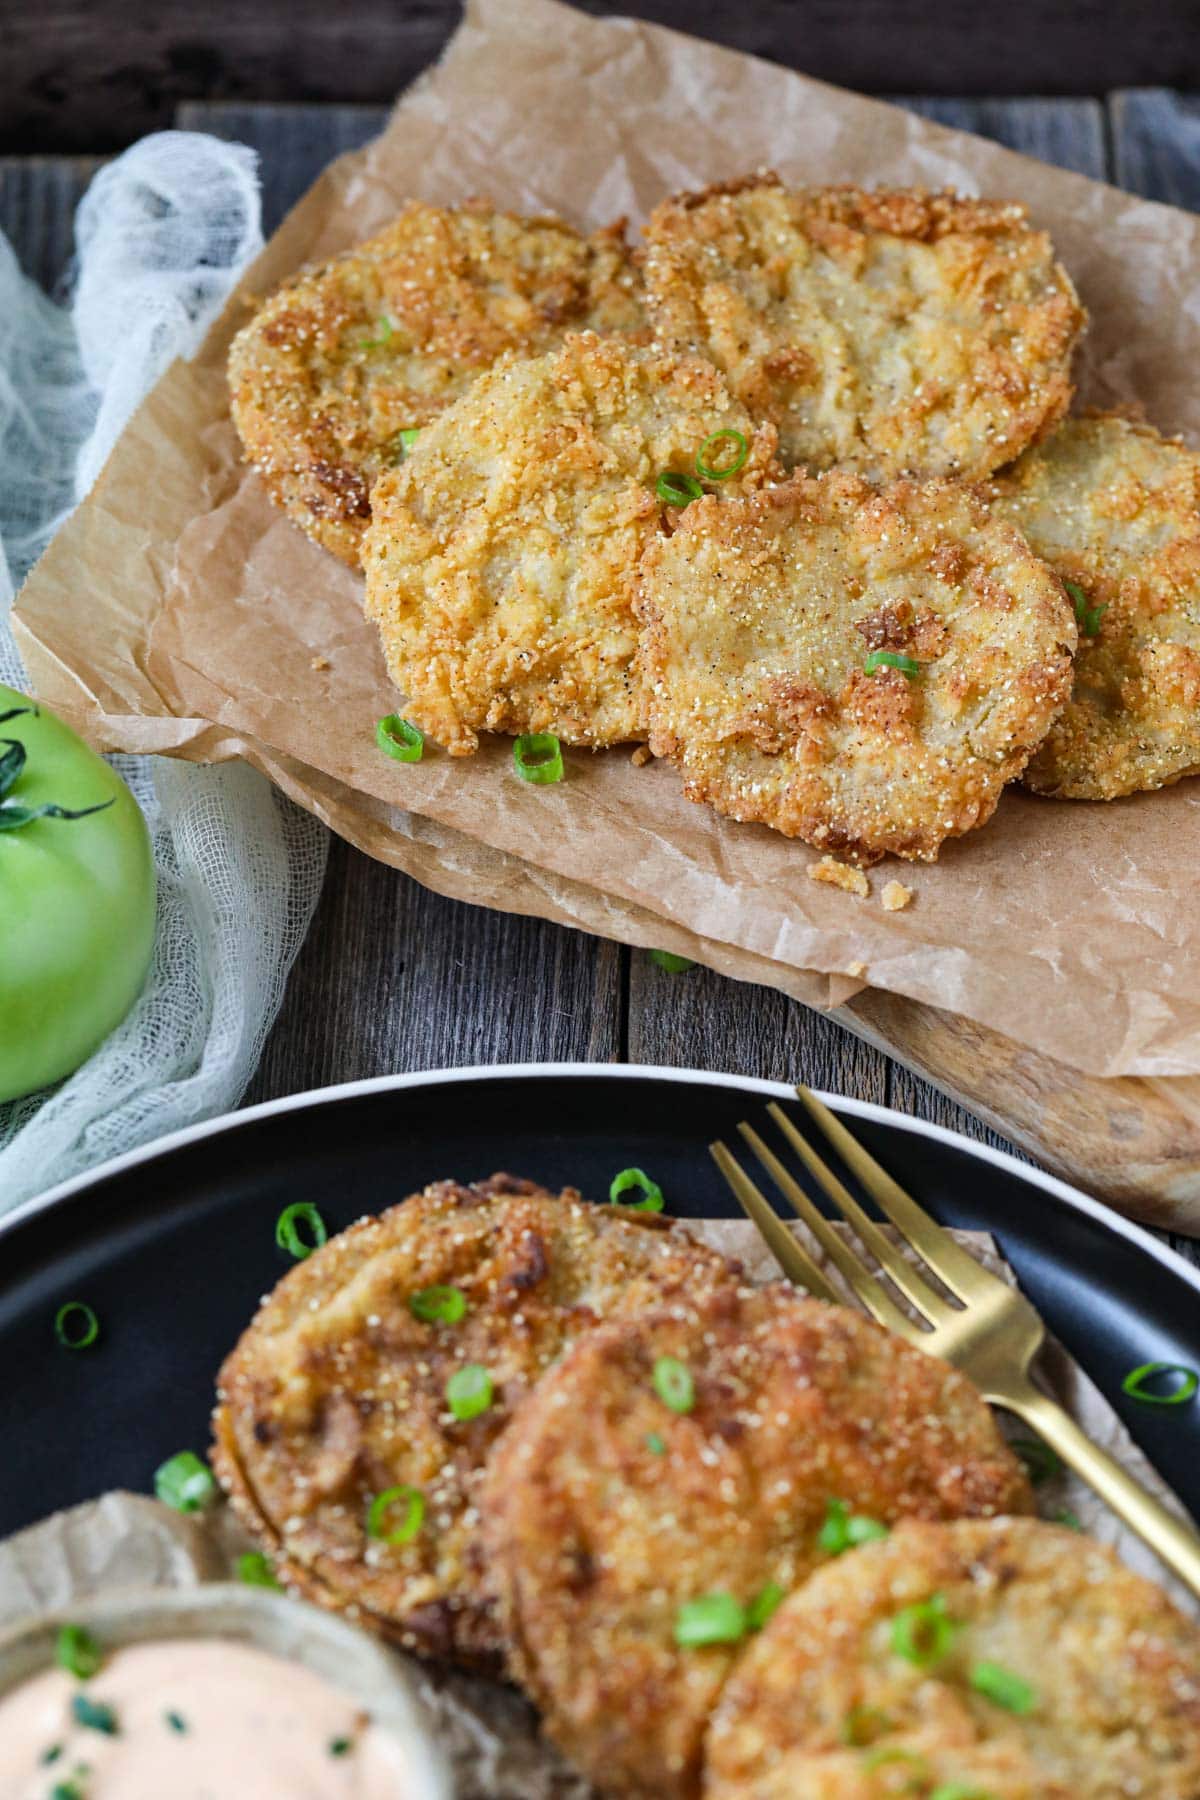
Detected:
left=653, top=1355, right=695, bottom=1414
left=51, top=1780, right=86, bottom=1800
left=446, top=1363, right=494, bottom=1421
left=970, top=1660, right=1037, bottom=1714
left=745, top=1581, right=785, bottom=1632
left=398, top=427, right=421, bottom=454
left=275, top=1202, right=327, bottom=1260
left=818, top=1498, right=890, bottom=1555
left=889, top=1592, right=956, bottom=1667
left=409, top=1284, right=468, bottom=1325
left=154, top=1451, right=217, bottom=1514
left=330, top=1737, right=353, bottom=1756
left=673, top=1592, right=747, bottom=1647
left=1011, top=1437, right=1061, bottom=1485
left=655, top=470, right=705, bottom=507
left=696, top=428, right=749, bottom=481
left=513, top=732, right=564, bottom=784
left=367, top=1485, right=425, bottom=1544
left=649, top=949, right=694, bottom=973
left=359, top=315, right=394, bottom=349
left=929, top=1786, right=994, bottom=1800
left=56, top=1624, right=103, bottom=1680
left=864, top=650, right=921, bottom=677
left=71, top=1693, right=118, bottom=1735
left=41, top=1744, right=63, bottom=1765
left=1054, top=1506, right=1083, bottom=1531
left=609, top=1167, right=664, bottom=1212
left=54, top=1302, right=99, bottom=1351
left=840, top=1704, right=892, bottom=1746
left=236, top=1551, right=281, bottom=1590
left=1121, top=1361, right=1198, bottom=1406
left=645, top=1431, right=666, bottom=1455
left=1064, top=578, right=1107, bottom=637
left=863, top=1747, right=929, bottom=1777
left=376, top=714, right=424, bottom=763
left=166, top=1711, right=188, bottom=1734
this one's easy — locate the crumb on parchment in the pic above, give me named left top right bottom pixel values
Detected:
left=310, top=655, right=331, bottom=671
left=807, top=855, right=870, bottom=898
left=631, top=744, right=653, bottom=767
left=845, top=960, right=868, bottom=979
left=882, top=880, right=913, bottom=911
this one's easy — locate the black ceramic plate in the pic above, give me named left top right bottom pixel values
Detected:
left=2, top=1064, right=1198, bottom=1537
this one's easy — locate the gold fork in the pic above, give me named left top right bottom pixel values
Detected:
left=711, top=1086, right=1200, bottom=1599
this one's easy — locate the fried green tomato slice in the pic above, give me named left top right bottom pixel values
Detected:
left=481, top=1284, right=1032, bottom=1799
left=704, top=1517, right=1200, bottom=1800
left=992, top=414, right=1200, bottom=799
left=211, top=1173, right=737, bottom=1669
left=637, top=470, right=1077, bottom=864
left=227, top=199, right=648, bottom=566
left=362, top=330, right=777, bottom=753
left=643, top=175, right=1083, bottom=481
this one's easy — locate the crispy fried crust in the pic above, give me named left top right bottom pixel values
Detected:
left=362, top=331, right=778, bottom=753
left=481, top=1284, right=1032, bottom=1799
left=637, top=470, right=1077, bottom=863
left=704, top=1517, right=1200, bottom=1800
left=992, top=414, right=1200, bottom=799
left=211, top=1173, right=737, bottom=1668
left=227, top=201, right=648, bottom=566
left=643, top=176, right=1083, bottom=481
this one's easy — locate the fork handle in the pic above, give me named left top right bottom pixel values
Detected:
left=1001, top=1377, right=1200, bottom=1599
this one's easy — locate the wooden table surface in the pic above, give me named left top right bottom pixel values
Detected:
left=3, top=78, right=1200, bottom=1268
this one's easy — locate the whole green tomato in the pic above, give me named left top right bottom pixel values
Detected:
left=0, top=684, right=156, bottom=1102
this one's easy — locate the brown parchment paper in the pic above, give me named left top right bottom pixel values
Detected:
left=1, top=1229, right=1194, bottom=1800
left=15, top=0, right=1200, bottom=1078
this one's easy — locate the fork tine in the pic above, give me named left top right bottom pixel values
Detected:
left=709, top=1142, right=841, bottom=1304
left=795, top=1086, right=998, bottom=1303
left=762, top=1105, right=955, bottom=1326
left=737, top=1124, right=919, bottom=1339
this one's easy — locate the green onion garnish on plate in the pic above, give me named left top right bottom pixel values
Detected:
left=56, top=1624, right=102, bottom=1680
left=818, top=1497, right=890, bottom=1554
left=864, top=650, right=920, bottom=677
left=1011, top=1437, right=1062, bottom=1485
left=367, top=1485, right=425, bottom=1544
left=446, top=1363, right=494, bottom=1421
left=745, top=1580, right=785, bottom=1631
left=376, top=714, right=424, bottom=763
left=275, top=1202, right=327, bottom=1260
left=512, top=733, right=563, bottom=784
left=652, top=1355, right=695, bottom=1414
left=397, top=427, right=421, bottom=455
left=165, top=1712, right=188, bottom=1734
left=1121, top=1360, right=1198, bottom=1405
left=695, top=428, right=749, bottom=481
left=673, top=1592, right=746, bottom=1647
left=1054, top=1507, right=1083, bottom=1531
left=1064, top=578, right=1107, bottom=637
left=970, top=1660, right=1037, bottom=1714
left=863, top=1748, right=929, bottom=1778
left=649, top=949, right=694, bottom=973
left=236, top=1551, right=281, bottom=1590
left=889, top=1592, right=956, bottom=1666
left=71, top=1693, right=118, bottom=1735
left=409, top=1284, right=468, bottom=1324
left=154, top=1451, right=217, bottom=1514
left=359, top=315, right=394, bottom=350
left=330, top=1736, right=353, bottom=1756
left=655, top=471, right=705, bottom=508
left=54, top=1301, right=99, bottom=1351
left=928, top=1784, right=994, bottom=1800
left=609, top=1167, right=664, bottom=1212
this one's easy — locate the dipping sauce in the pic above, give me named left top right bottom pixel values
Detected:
left=0, top=1637, right=416, bottom=1797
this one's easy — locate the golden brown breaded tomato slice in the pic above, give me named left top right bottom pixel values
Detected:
left=637, top=471, right=1077, bottom=863
left=362, top=331, right=777, bottom=754
left=643, top=175, right=1083, bottom=481
left=704, top=1516, right=1200, bottom=1800
left=211, top=1173, right=737, bottom=1669
left=227, top=199, right=648, bottom=566
left=992, top=414, right=1200, bottom=800
left=481, top=1284, right=1032, bottom=1800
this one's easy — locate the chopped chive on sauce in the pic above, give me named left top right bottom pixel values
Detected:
left=655, top=470, right=705, bottom=508
left=71, top=1694, right=118, bottom=1736
left=864, top=650, right=921, bottom=677
left=840, top=1704, right=892, bottom=1747
left=1011, top=1437, right=1062, bottom=1485
left=674, top=1592, right=747, bottom=1647
left=367, top=1485, right=425, bottom=1545
left=818, top=1497, right=890, bottom=1555
left=652, top=1355, right=695, bottom=1414
left=696, top=428, right=749, bottom=481
left=745, top=1581, right=785, bottom=1632
left=51, top=1780, right=86, bottom=1800
left=409, top=1284, right=468, bottom=1325
left=1121, top=1360, right=1199, bottom=1406
left=53, top=1302, right=100, bottom=1352
left=56, top=1624, right=103, bottom=1680
left=274, top=1201, right=328, bottom=1261
left=236, top=1551, right=281, bottom=1590
left=165, top=1711, right=188, bottom=1734
left=1064, top=578, right=1107, bottom=637
left=329, top=1736, right=353, bottom=1756
left=154, top=1451, right=217, bottom=1514
left=446, top=1363, right=494, bottom=1421
left=513, top=732, right=564, bottom=785
left=889, top=1592, right=956, bottom=1667
left=608, top=1167, right=664, bottom=1212
left=40, top=1743, right=64, bottom=1765
left=376, top=714, right=424, bottom=763
left=648, top=949, right=694, bottom=973
left=645, top=1431, right=666, bottom=1455
left=970, top=1660, right=1037, bottom=1714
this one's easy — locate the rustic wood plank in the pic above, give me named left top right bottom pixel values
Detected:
left=175, top=101, right=386, bottom=235
left=1110, top=88, right=1200, bottom=204
left=0, top=156, right=101, bottom=293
